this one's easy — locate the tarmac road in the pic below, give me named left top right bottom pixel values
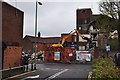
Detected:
left=6, top=63, right=92, bottom=80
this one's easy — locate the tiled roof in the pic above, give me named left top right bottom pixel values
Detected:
left=39, top=37, right=61, bottom=43
left=24, top=35, right=61, bottom=44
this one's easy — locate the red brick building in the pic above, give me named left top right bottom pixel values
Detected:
left=2, top=2, right=24, bottom=45
left=22, top=34, right=74, bottom=62
left=2, top=2, right=24, bottom=69
left=76, top=8, right=94, bottom=50
left=22, top=35, right=61, bottom=54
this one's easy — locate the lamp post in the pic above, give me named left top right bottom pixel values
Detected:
left=34, top=0, right=42, bottom=70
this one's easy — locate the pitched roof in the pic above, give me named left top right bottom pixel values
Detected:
left=40, top=37, right=61, bottom=43
left=23, top=35, right=35, bottom=42
left=23, top=35, right=61, bottom=44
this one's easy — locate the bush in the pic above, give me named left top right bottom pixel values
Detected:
left=92, top=58, right=120, bottom=80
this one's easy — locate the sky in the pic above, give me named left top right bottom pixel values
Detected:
left=3, top=0, right=101, bottom=37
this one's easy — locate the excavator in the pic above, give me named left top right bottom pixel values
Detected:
left=52, top=29, right=91, bottom=47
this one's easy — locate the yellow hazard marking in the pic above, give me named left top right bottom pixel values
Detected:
left=2, top=70, right=36, bottom=80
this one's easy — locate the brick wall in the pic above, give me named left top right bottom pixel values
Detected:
left=3, top=46, right=22, bottom=69
left=2, top=2, right=24, bottom=45
left=22, top=37, right=33, bottom=53
left=37, top=43, right=45, bottom=52
left=76, top=8, right=92, bottom=25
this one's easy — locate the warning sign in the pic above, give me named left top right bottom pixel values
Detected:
left=54, top=52, right=60, bottom=61
left=76, top=51, right=91, bottom=61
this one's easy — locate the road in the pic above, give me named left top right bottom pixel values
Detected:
left=7, top=63, right=92, bottom=80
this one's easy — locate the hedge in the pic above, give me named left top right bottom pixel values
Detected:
left=92, top=58, right=120, bottom=80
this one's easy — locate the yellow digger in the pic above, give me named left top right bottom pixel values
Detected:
left=52, top=29, right=91, bottom=47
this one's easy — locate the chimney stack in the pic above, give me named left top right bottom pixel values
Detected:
left=38, top=32, right=41, bottom=38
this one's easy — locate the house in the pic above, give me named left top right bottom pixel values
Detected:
left=76, top=8, right=97, bottom=50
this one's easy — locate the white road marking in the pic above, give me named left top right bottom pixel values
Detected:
left=46, top=68, right=51, bottom=70
left=53, top=69, right=59, bottom=70
left=26, top=75, right=39, bottom=78
left=40, top=68, right=63, bottom=71
left=40, top=68, right=44, bottom=70
left=21, top=75, right=39, bottom=80
left=45, top=69, right=68, bottom=80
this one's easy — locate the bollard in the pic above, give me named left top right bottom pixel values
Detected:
left=31, top=62, right=33, bottom=71
left=23, top=65, right=25, bottom=72
left=34, top=63, right=37, bottom=70
left=26, top=65, right=28, bottom=71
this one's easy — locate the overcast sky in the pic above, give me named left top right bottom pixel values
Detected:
left=4, top=0, right=101, bottom=37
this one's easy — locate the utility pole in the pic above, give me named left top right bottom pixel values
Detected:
left=34, top=0, right=42, bottom=70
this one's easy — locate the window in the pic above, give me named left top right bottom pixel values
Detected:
left=91, top=35, right=94, bottom=40
left=79, top=46, right=85, bottom=50
left=84, top=20, right=87, bottom=24
left=74, top=37, right=77, bottom=42
left=82, top=26, right=87, bottom=31
left=79, top=26, right=81, bottom=30
left=89, top=26, right=93, bottom=31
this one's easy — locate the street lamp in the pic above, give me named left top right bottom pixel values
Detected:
left=34, top=0, right=42, bottom=70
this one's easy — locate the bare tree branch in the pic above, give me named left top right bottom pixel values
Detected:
left=99, top=0, right=119, bottom=19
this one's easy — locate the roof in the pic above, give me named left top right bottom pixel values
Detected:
left=3, top=2, right=24, bottom=13
left=39, top=37, right=61, bottom=43
left=92, top=14, right=114, bottom=19
left=76, top=8, right=92, bottom=14
left=77, top=8, right=92, bottom=10
left=61, top=33, right=69, bottom=35
left=23, top=35, right=61, bottom=44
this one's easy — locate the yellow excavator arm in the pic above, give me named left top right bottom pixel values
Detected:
left=51, top=44, right=63, bottom=47
left=52, top=29, right=76, bottom=47
left=52, top=29, right=90, bottom=47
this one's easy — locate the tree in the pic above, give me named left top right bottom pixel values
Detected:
left=99, top=0, right=120, bottom=49
left=99, top=0, right=120, bottom=19
left=92, top=14, right=118, bottom=32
